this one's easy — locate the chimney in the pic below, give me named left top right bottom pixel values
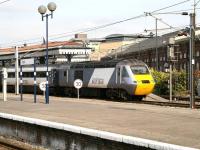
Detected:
left=75, top=34, right=87, bottom=41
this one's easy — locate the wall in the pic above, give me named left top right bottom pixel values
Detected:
left=0, top=113, right=192, bottom=150
left=0, top=118, right=150, bottom=150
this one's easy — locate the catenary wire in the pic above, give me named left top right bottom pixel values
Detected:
left=0, top=0, right=192, bottom=48
left=151, top=0, right=191, bottom=14
left=0, top=0, right=11, bottom=5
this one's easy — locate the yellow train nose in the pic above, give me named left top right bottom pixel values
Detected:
left=134, top=75, right=155, bottom=95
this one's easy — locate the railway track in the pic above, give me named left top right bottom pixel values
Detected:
left=0, top=141, right=24, bottom=150
left=0, top=137, right=44, bottom=150
left=2, top=93, right=200, bottom=108
left=141, top=94, right=200, bottom=108
left=136, top=100, right=200, bottom=108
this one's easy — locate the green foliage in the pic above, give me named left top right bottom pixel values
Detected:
left=150, top=69, right=187, bottom=96
left=173, top=70, right=187, bottom=96
left=151, top=69, right=169, bottom=95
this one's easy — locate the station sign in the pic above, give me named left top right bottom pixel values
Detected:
left=20, top=58, right=34, bottom=66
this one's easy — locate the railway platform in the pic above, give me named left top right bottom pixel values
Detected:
left=0, top=93, right=199, bottom=149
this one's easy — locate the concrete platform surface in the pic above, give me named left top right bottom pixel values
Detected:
left=0, top=93, right=199, bottom=149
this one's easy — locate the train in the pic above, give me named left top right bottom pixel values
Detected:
left=0, top=59, right=155, bottom=100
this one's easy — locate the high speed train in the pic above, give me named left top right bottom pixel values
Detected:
left=0, top=59, right=155, bottom=100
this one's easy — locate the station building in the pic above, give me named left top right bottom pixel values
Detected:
left=89, top=34, right=148, bottom=60
left=0, top=40, right=92, bottom=68
left=1, top=30, right=198, bottom=72
left=106, top=29, right=200, bottom=72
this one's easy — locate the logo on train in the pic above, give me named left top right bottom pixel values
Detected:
left=92, top=78, right=104, bottom=84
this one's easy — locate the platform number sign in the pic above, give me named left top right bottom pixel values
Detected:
left=74, top=79, right=83, bottom=89
left=74, top=79, right=83, bottom=100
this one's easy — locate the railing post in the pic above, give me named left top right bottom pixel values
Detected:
left=2, top=68, right=7, bottom=101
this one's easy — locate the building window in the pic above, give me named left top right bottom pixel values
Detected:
left=183, top=63, right=186, bottom=69
left=160, top=66, right=162, bottom=71
left=180, top=53, right=182, bottom=59
left=196, top=51, right=199, bottom=57
left=196, top=62, right=199, bottom=70
left=184, top=53, right=186, bottom=58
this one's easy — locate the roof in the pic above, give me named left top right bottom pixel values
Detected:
left=0, top=41, right=83, bottom=56
left=68, top=58, right=145, bottom=68
left=107, top=29, right=200, bottom=57
left=105, top=34, right=149, bottom=39
left=88, top=38, right=105, bottom=42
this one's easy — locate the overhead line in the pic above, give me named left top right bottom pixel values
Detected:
left=49, top=0, right=192, bottom=41
left=34, top=0, right=193, bottom=41
left=151, top=0, right=191, bottom=14
left=0, top=0, right=192, bottom=47
left=50, top=15, right=145, bottom=41
left=0, top=0, right=11, bottom=5
left=195, top=0, right=200, bottom=6
left=154, top=7, right=200, bottom=15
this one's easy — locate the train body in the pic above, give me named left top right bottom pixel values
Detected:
left=1, top=59, right=155, bottom=100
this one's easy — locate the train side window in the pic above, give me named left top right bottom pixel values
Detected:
left=8, top=72, right=15, bottom=78
left=37, top=72, right=46, bottom=77
left=117, top=68, right=120, bottom=77
left=122, top=67, right=129, bottom=77
left=116, top=67, right=121, bottom=84
left=64, top=71, right=67, bottom=77
left=23, top=72, right=33, bottom=78
left=64, top=70, right=69, bottom=82
left=74, top=70, right=83, bottom=80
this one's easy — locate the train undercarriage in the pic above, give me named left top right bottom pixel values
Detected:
left=51, top=86, right=144, bottom=101
left=4, top=85, right=144, bottom=101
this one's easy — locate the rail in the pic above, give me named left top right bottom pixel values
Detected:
left=136, top=100, right=200, bottom=108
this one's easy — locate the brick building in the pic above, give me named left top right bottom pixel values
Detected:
left=106, top=30, right=200, bottom=72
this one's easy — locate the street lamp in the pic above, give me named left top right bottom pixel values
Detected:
left=38, top=2, right=57, bottom=104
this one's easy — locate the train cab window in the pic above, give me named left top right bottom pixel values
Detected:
left=122, top=67, right=129, bottom=77
left=74, top=70, right=83, bottom=80
left=131, top=66, right=149, bottom=75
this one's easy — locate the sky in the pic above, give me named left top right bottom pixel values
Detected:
left=0, top=0, right=198, bottom=47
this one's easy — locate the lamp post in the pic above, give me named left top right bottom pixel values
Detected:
left=189, top=13, right=195, bottom=109
left=38, top=2, right=57, bottom=104
left=155, top=18, right=158, bottom=70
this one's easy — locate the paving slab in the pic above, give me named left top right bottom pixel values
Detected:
left=0, top=93, right=199, bottom=149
